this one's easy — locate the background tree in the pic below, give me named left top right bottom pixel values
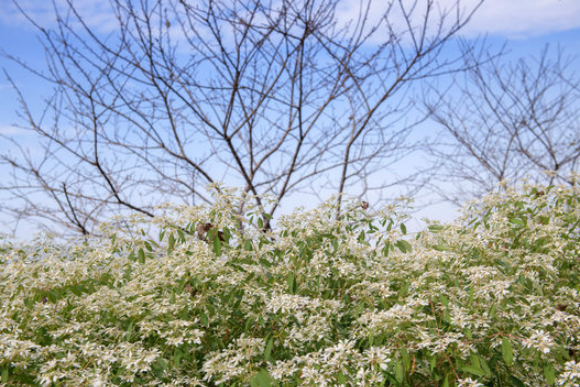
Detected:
left=0, top=0, right=483, bottom=236
left=423, top=45, right=580, bottom=204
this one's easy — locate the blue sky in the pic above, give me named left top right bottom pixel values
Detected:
left=2, top=0, right=580, bottom=136
left=1, top=0, right=580, bottom=237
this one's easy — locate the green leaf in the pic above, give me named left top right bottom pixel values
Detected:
left=395, top=239, right=412, bottom=253
left=125, top=321, right=134, bottom=341
left=258, top=217, right=264, bottom=230
left=46, top=291, right=57, bottom=303
left=400, top=223, right=407, bottom=235
left=510, top=218, right=526, bottom=227
left=428, top=355, right=437, bottom=372
left=138, top=248, right=146, bottom=264
left=461, top=365, right=486, bottom=377
left=221, top=227, right=231, bottom=243
left=250, top=370, right=273, bottom=387
left=382, top=242, right=391, bottom=256
left=213, top=237, right=222, bottom=256
left=70, top=285, right=83, bottom=297
left=244, top=240, right=253, bottom=251
left=263, top=212, right=273, bottom=220
left=401, top=348, right=411, bottom=371
left=544, top=363, right=555, bottom=385
left=479, top=355, right=491, bottom=377
left=502, top=338, right=513, bottom=366
left=2, top=367, right=9, bottom=382
left=264, top=338, right=274, bottom=362
left=168, top=233, right=175, bottom=251
left=489, top=304, right=498, bottom=319
left=428, top=224, right=444, bottom=233
left=173, top=350, right=182, bottom=368
left=287, top=273, right=297, bottom=294
left=199, top=312, right=209, bottom=327
left=394, top=359, right=404, bottom=383
left=433, top=243, right=451, bottom=251
left=464, top=328, right=473, bottom=340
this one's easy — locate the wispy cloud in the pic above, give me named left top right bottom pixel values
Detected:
left=0, top=0, right=118, bottom=33
left=447, top=0, right=580, bottom=38
left=0, top=124, right=29, bottom=136
left=0, top=83, right=14, bottom=93
left=334, top=0, right=580, bottom=40
left=2, top=0, right=579, bottom=41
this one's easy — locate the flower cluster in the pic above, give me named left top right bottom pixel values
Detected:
left=1, top=182, right=579, bottom=386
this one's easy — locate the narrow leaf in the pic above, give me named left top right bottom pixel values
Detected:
left=544, top=363, right=555, bottom=385
left=213, top=237, right=222, bottom=256
left=395, top=239, right=412, bottom=253
left=428, top=224, right=444, bottom=233
left=168, top=233, right=175, bottom=251
left=394, top=359, right=404, bottom=383
left=264, top=338, right=273, bottom=362
left=287, top=273, right=297, bottom=294
left=199, top=312, right=209, bottom=327
left=502, top=338, right=513, bottom=366
left=461, top=365, right=486, bottom=377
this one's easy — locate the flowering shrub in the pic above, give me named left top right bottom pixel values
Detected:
left=1, top=182, right=580, bottom=386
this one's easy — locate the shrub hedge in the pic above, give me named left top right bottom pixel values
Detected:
left=1, top=182, right=579, bottom=386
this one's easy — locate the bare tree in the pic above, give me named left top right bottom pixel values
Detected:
left=423, top=45, right=580, bottom=204
left=1, top=0, right=483, bottom=236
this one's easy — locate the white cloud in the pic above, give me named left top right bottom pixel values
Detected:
left=0, top=125, right=29, bottom=136
left=327, top=0, right=580, bottom=45
left=334, top=0, right=580, bottom=40
left=450, top=0, right=580, bottom=38
left=2, top=0, right=579, bottom=41
left=0, top=83, right=13, bottom=92
left=0, top=0, right=118, bottom=33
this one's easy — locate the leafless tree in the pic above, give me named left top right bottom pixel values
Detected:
left=1, top=0, right=483, bottom=236
left=423, top=45, right=580, bottom=204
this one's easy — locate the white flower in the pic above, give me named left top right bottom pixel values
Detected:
left=557, top=361, right=580, bottom=386
left=457, top=377, right=485, bottom=387
left=524, top=330, right=554, bottom=354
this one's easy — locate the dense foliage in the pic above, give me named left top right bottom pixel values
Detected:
left=1, top=182, right=580, bottom=386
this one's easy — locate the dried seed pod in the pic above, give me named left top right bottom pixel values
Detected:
left=196, top=222, right=214, bottom=241
left=196, top=222, right=225, bottom=242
